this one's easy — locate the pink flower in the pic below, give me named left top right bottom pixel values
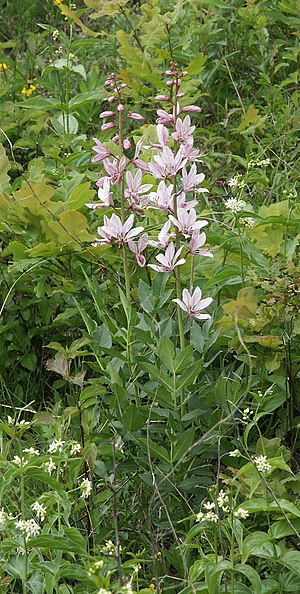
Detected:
left=149, top=220, right=173, bottom=249
left=169, top=208, right=208, bottom=238
left=189, top=232, right=213, bottom=257
left=157, top=124, right=169, bottom=147
left=131, top=139, right=149, bottom=172
left=182, top=165, right=207, bottom=193
left=149, top=146, right=187, bottom=180
left=86, top=178, right=112, bottom=210
left=125, top=170, right=152, bottom=201
left=97, top=213, right=144, bottom=245
left=103, top=156, right=127, bottom=185
left=156, top=109, right=174, bottom=125
left=148, top=181, right=174, bottom=211
left=172, top=116, right=195, bottom=145
left=123, top=138, right=131, bottom=150
left=173, top=287, right=212, bottom=319
left=177, top=192, right=198, bottom=210
left=181, top=141, right=200, bottom=163
left=91, top=138, right=112, bottom=163
left=128, top=233, right=148, bottom=267
left=149, top=242, right=186, bottom=273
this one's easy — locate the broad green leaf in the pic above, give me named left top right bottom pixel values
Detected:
left=235, top=564, right=262, bottom=594
left=242, top=532, right=272, bottom=563
left=138, top=438, right=170, bottom=464
left=122, top=404, right=145, bottom=432
left=159, top=336, right=175, bottom=372
left=172, top=427, right=195, bottom=462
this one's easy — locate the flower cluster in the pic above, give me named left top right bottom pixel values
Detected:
left=80, top=477, right=92, bottom=499
left=100, top=539, right=119, bottom=556
left=253, top=455, right=271, bottom=473
left=0, top=62, right=8, bottom=72
left=15, top=518, right=41, bottom=540
left=248, top=156, right=270, bottom=168
left=21, top=84, right=36, bottom=98
left=225, top=197, right=247, bottom=214
left=228, top=174, right=245, bottom=189
left=31, top=502, right=47, bottom=522
left=88, top=64, right=213, bottom=320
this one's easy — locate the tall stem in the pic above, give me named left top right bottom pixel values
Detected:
left=20, top=470, right=28, bottom=594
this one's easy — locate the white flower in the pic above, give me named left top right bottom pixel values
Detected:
left=48, top=439, right=65, bottom=454
left=203, top=501, right=215, bottom=511
left=242, top=217, right=255, bottom=228
left=15, top=518, right=41, bottom=539
left=23, top=448, right=40, bottom=456
left=206, top=511, right=218, bottom=522
left=242, top=408, right=254, bottom=421
left=12, top=455, right=28, bottom=466
left=70, top=442, right=81, bottom=456
left=30, top=502, right=46, bottom=522
left=101, top=539, right=118, bottom=555
left=44, top=458, right=56, bottom=475
left=253, top=455, right=271, bottom=473
left=0, top=508, right=9, bottom=529
left=234, top=507, right=249, bottom=520
left=97, top=590, right=112, bottom=594
left=225, top=197, right=247, bottom=214
left=217, top=489, right=229, bottom=509
left=229, top=449, right=241, bottom=457
left=80, top=478, right=92, bottom=499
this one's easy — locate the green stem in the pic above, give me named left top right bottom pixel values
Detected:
left=20, top=470, right=28, bottom=594
left=236, top=220, right=245, bottom=288
left=230, top=514, right=235, bottom=594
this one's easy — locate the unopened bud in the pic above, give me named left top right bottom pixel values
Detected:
left=112, top=134, right=120, bottom=144
left=99, top=111, right=115, bottom=118
left=108, top=95, right=116, bottom=103
left=123, top=138, right=131, bottom=150
left=101, top=121, right=115, bottom=131
left=120, top=83, right=127, bottom=89
left=155, top=94, right=170, bottom=101
left=166, top=80, right=174, bottom=87
left=117, top=103, right=125, bottom=112
left=181, top=105, right=202, bottom=113
left=165, top=70, right=173, bottom=76
left=181, top=71, right=189, bottom=77
left=128, top=112, right=144, bottom=120
left=176, top=92, right=185, bottom=98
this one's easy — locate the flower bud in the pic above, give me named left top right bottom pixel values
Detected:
left=176, top=92, right=185, bottom=98
left=112, top=134, right=120, bottom=144
left=117, top=103, right=125, bottom=112
left=181, top=71, right=189, bottom=77
left=101, top=121, right=115, bottom=131
left=155, top=94, right=170, bottom=101
left=100, top=111, right=115, bottom=118
left=108, top=95, right=116, bottom=103
left=166, top=80, right=174, bottom=87
left=181, top=105, right=202, bottom=113
left=120, top=83, right=127, bottom=89
left=123, top=138, right=131, bottom=150
left=128, top=112, right=144, bottom=120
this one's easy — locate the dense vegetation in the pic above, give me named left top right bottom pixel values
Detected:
left=0, top=0, right=300, bottom=592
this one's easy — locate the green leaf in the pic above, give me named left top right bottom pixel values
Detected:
left=172, top=427, right=195, bottom=463
left=269, top=518, right=300, bottom=539
left=140, top=362, right=173, bottom=392
left=138, top=279, right=154, bottom=313
left=205, top=560, right=231, bottom=594
left=28, top=535, right=88, bottom=555
left=235, top=564, right=262, bottom=594
left=68, top=89, right=105, bottom=109
left=242, top=532, right=272, bottom=563
left=122, top=404, right=145, bottom=432
left=159, top=336, right=175, bottom=372
left=18, top=96, right=62, bottom=110
left=176, top=360, right=202, bottom=392
left=138, top=438, right=170, bottom=464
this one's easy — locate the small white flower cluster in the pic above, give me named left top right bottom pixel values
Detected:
left=228, top=174, right=245, bottom=189
left=97, top=589, right=112, bottom=594
left=23, top=447, right=40, bottom=456
left=80, top=478, right=92, bottom=499
left=15, top=518, right=41, bottom=539
left=234, top=507, right=249, bottom=520
left=44, top=458, right=56, bottom=475
left=242, top=408, right=254, bottom=421
left=0, top=507, right=14, bottom=529
left=196, top=510, right=218, bottom=523
left=225, top=197, right=247, bottom=214
left=217, top=489, right=229, bottom=512
left=70, top=442, right=81, bottom=456
left=229, top=449, right=241, bottom=457
left=100, top=539, right=118, bottom=556
left=48, top=439, right=65, bottom=454
left=30, top=502, right=47, bottom=522
left=7, top=416, right=30, bottom=428
left=242, top=217, right=255, bottom=228
left=52, top=29, right=59, bottom=39
left=248, top=157, right=270, bottom=168
left=121, top=583, right=133, bottom=594
left=12, top=455, right=28, bottom=466
left=253, top=455, right=271, bottom=473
